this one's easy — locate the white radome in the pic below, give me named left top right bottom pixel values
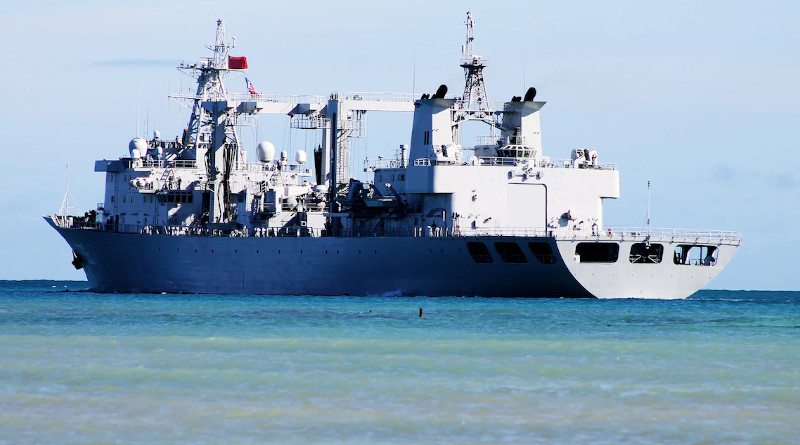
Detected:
left=256, top=141, right=276, bottom=162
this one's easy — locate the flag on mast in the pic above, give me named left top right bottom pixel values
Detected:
left=246, top=78, right=261, bottom=95
left=228, top=56, right=248, bottom=69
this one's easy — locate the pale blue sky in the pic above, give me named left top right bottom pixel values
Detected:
left=1, top=0, right=798, bottom=290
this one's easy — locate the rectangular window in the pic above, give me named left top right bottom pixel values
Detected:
left=528, top=242, right=557, bottom=264
left=575, top=242, right=619, bottom=263
left=495, top=242, right=527, bottom=263
left=629, top=243, right=664, bottom=264
left=674, top=245, right=718, bottom=266
left=467, top=242, right=494, bottom=263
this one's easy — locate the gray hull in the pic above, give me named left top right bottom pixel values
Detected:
left=49, top=216, right=739, bottom=299
left=53, top=225, right=593, bottom=297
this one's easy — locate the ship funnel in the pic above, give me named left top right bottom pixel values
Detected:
left=432, top=84, right=448, bottom=99
left=524, top=87, right=537, bottom=102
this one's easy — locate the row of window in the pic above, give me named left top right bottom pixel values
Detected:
left=110, top=193, right=193, bottom=204
left=465, top=241, right=720, bottom=266
left=467, top=242, right=556, bottom=265
left=575, top=242, right=718, bottom=266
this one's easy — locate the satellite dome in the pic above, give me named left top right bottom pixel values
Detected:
left=295, top=149, right=307, bottom=164
left=129, top=137, right=147, bottom=156
left=256, top=141, right=276, bottom=162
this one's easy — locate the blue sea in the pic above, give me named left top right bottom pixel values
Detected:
left=0, top=281, right=798, bottom=444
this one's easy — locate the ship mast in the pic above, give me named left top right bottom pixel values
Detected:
left=646, top=180, right=652, bottom=245
left=58, top=163, right=81, bottom=224
left=177, top=20, right=242, bottom=225
left=457, top=11, right=492, bottom=123
left=178, top=19, right=239, bottom=163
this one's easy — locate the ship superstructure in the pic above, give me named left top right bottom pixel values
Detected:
left=46, top=15, right=741, bottom=299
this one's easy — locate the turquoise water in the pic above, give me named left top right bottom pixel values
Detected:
left=1, top=281, right=798, bottom=444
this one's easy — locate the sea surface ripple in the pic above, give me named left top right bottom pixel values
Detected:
left=1, top=281, right=798, bottom=444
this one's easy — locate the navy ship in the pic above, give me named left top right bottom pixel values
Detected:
left=46, top=14, right=741, bottom=298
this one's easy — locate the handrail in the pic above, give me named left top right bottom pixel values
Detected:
left=331, top=91, right=416, bottom=102
left=134, top=159, right=197, bottom=169
left=409, top=156, right=617, bottom=170
left=52, top=217, right=742, bottom=245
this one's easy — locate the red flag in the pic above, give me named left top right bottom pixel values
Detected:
left=228, top=56, right=248, bottom=69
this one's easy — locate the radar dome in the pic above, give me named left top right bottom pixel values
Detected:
left=295, top=149, right=307, bottom=164
left=129, top=137, right=148, bottom=156
left=256, top=141, right=276, bottom=162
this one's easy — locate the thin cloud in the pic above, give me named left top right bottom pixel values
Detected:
left=93, top=59, right=177, bottom=68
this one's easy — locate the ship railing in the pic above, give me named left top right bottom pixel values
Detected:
left=475, top=135, right=528, bottom=147
left=365, top=158, right=402, bottom=170
left=55, top=218, right=742, bottom=245
left=546, top=159, right=617, bottom=170
left=331, top=91, right=416, bottom=103
left=478, top=157, right=617, bottom=170
left=411, top=156, right=617, bottom=170
left=598, top=227, right=743, bottom=245
left=227, top=93, right=327, bottom=104
left=135, top=159, right=197, bottom=169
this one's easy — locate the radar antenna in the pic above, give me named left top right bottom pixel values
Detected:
left=459, top=11, right=491, bottom=121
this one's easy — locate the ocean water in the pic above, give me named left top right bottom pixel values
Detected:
left=0, top=281, right=798, bottom=444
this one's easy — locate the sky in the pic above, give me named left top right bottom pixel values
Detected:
left=1, top=0, right=798, bottom=290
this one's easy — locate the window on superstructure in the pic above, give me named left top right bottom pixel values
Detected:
left=467, top=242, right=494, bottom=263
left=673, top=245, right=718, bottom=266
left=529, top=242, right=557, bottom=264
left=575, top=242, right=619, bottom=263
left=495, top=242, right=527, bottom=263
left=629, top=243, right=664, bottom=264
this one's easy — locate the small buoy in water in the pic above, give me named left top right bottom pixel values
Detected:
left=419, top=308, right=423, bottom=318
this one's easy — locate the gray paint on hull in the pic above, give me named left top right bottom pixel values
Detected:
left=55, top=227, right=593, bottom=297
